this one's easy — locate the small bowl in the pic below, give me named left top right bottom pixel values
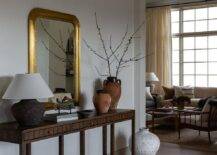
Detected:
left=77, top=110, right=96, bottom=119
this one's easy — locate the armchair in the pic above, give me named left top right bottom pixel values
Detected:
left=178, top=100, right=217, bottom=143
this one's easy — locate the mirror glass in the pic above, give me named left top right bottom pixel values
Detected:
left=36, top=18, right=75, bottom=95
left=28, top=8, right=80, bottom=104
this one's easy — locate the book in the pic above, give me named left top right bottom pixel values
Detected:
left=44, top=112, right=78, bottom=122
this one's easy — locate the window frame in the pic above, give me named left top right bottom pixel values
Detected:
left=171, top=4, right=217, bottom=87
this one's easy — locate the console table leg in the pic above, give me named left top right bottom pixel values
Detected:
left=80, top=131, right=85, bottom=155
left=27, top=143, right=31, bottom=155
left=20, top=143, right=26, bottom=155
left=131, top=118, right=135, bottom=155
left=102, top=125, right=107, bottom=155
left=59, top=135, right=64, bottom=155
left=110, top=123, right=115, bottom=155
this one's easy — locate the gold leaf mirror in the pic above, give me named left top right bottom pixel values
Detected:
left=28, top=8, right=80, bottom=104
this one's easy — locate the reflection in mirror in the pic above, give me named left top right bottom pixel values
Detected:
left=36, top=18, right=75, bottom=96
left=28, top=8, right=80, bottom=104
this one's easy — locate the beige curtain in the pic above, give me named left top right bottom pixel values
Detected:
left=146, top=6, right=172, bottom=86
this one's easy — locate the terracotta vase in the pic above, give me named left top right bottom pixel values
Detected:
left=93, top=90, right=111, bottom=114
left=103, top=77, right=121, bottom=110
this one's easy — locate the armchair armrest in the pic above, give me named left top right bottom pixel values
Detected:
left=178, top=110, right=209, bottom=115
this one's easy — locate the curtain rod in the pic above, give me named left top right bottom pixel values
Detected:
left=146, top=0, right=217, bottom=9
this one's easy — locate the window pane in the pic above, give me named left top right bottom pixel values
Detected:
left=183, top=21, right=194, bottom=32
left=196, top=20, right=207, bottom=32
left=196, top=8, right=207, bottom=20
left=209, top=7, right=217, bottom=19
left=208, top=20, right=217, bottom=31
left=196, top=37, right=207, bottom=49
left=172, top=22, right=179, bottom=34
left=209, top=36, right=217, bottom=48
left=196, top=63, right=207, bottom=74
left=184, top=75, right=195, bottom=86
left=209, top=49, right=217, bottom=61
left=172, top=37, right=179, bottom=50
left=184, top=37, right=194, bottom=49
left=172, top=75, right=179, bottom=86
left=183, top=50, right=194, bottom=62
left=196, top=76, right=207, bottom=87
left=209, top=76, right=217, bottom=87
left=183, top=9, right=195, bottom=21
left=195, top=50, right=207, bottom=62
left=172, top=51, right=179, bottom=62
left=209, top=62, right=217, bottom=74
left=171, top=11, right=179, bottom=22
left=172, top=63, right=179, bottom=74
left=184, top=63, right=194, bottom=74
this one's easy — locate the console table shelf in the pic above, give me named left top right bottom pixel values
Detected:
left=0, top=109, right=135, bottom=155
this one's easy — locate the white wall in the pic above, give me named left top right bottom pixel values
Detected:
left=0, top=0, right=145, bottom=155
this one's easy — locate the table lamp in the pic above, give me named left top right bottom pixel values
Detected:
left=3, top=73, right=54, bottom=126
left=146, top=72, right=159, bottom=93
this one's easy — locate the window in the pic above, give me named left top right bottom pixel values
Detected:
left=171, top=6, right=217, bottom=87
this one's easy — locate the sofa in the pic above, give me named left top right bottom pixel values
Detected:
left=161, top=86, right=217, bottom=107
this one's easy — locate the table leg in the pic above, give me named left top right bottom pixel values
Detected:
left=27, top=143, right=31, bottom=155
left=80, top=131, right=85, bottom=155
left=20, top=143, right=31, bottom=155
left=132, top=117, right=135, bottom=155
left=152, top=111, right=155, bottom=132
left=59, top=135, right=64, bottom=155
left=102, top=125, right=107, bottom=155
left=110, top=124, right=115, bottom=155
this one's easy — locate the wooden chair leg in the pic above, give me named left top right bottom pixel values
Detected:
left=208, top=132, right=212, bottom=144
left=178, top=129, right=181, bottom=139
left=198, top=130, right=200, bottom=135
left=178, top=113, right=181, bottom=139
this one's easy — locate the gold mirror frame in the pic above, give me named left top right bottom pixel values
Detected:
left=28, top=8, right=80, bottom=104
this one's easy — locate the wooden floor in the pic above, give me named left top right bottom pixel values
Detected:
left=157, top=142, right=216, bottom=155
left=116, top=142, right=217, bottom=155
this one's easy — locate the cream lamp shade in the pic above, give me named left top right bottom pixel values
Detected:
left=3, top=73, right=54, bottom=100
left=146, top=72, right=159, bottom=82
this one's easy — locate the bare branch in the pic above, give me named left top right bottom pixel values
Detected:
left=109, top=24, right=128, bottom=59
left=121, top=56, right=145, bottom=65
left=115, top=21, right=145, bottom=77
left=109, top=35, right=119, bottom=64
left=39, top=20, right=66, bottom=53
left=42, top=41, right=73, bottom=67
left=59, top=29, right=64, bottom=48
left=83, top=39, right=107, bottom=61
left=95, top=12, right=111, bottom=76
left=95, top=66, right=109, bottom=77
left=49, top=67, right=66, bottom=77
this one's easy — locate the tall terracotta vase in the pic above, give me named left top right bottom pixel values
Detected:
left=103, top=77, right=121, bottom=109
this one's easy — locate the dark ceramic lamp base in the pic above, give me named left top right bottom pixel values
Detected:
left=11, top=99, right=45, bottom=126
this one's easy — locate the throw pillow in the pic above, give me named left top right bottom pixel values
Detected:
left=146, top=87, right=153, bottom=100
left=174, top=86, right=195, bottom=98
left=162, top=86, right=175, bottom=100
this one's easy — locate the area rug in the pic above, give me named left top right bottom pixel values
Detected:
left=153, top=126, right=217, bottom=152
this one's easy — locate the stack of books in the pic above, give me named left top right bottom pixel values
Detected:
left=44, top=112, right=78, bottom=122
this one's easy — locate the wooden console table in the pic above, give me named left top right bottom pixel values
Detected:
left=0, top=109, right=135, bottom=155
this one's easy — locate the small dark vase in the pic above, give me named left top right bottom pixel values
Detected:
left=103, top=77, right=121, bottom=109
left=11, top=99, right=45, bottom=126
left=93, top=90, right=111, bottom=114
